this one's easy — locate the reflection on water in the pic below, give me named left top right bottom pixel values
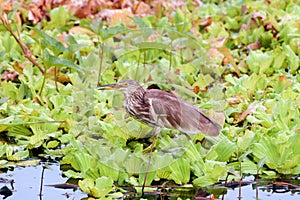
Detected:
left=0, top=164, right=300, bottom=200
left=127, top=175, right=300, bottom=200
left=0, top=163, right=86, bottom=200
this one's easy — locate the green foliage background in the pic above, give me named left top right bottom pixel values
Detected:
left=0, top=0, right=300, bottom=198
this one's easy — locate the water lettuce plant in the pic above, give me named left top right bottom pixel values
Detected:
left=0, top=0, right=299, bottom=198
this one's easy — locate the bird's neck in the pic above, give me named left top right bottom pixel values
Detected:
left=124, top=88, right=145, bottom=107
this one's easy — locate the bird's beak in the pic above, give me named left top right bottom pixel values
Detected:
left=97, top=83, right=120, bottom=90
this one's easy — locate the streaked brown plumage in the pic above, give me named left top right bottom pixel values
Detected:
left=98, top=79, right=221, bottom=137
left=99, top=79, right=221, bottom=194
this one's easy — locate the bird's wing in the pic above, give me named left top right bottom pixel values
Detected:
left=144, top=89, right=221, bottom=136
left=144, top=89, right=182, bottom=128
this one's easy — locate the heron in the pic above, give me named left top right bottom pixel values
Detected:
left=98, top=79, right=222, bottom=194
left=98, top=79, right=221, bottom=142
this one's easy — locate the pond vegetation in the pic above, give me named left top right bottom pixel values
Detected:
left=0, top=0, right=300, bottom=199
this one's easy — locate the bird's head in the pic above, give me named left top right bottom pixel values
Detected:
left=98, top=79, right=143, bottom=96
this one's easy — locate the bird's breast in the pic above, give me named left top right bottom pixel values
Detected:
left=124, top=96, right=156, bottom=126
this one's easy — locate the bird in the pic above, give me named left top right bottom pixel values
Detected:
left=98, top=79, right=222, bottom=149
left=98, top=79, right=222, bottom=195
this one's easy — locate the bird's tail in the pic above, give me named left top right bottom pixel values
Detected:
left=205, top=120, right=222, bottom=136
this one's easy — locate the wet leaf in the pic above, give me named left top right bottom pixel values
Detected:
left=78, top=177, right=115, bottom=198
left=193, top=161, right=227, bottom=187
left=7, top=149, right=29, bottom=161
left=15, top=159, right=40, bottom=167
left=94, top=176, right=114, bottom=197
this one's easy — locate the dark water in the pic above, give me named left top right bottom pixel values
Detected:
left=223, top=176, right=300, bottom=200
left=0, top=163, right=86, bottom=200
left=0, top=164, right=299, bottom=200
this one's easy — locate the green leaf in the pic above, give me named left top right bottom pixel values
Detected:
left=170, top=84, right=199, bottom=99
left=101, top=25, right=130, bottom=41
left=253, top=138, right=279, bottom=165
left=123, top=154, right=144, bottom=173
left=237, top=130, right=255, bottom=151
left=193, top=74, right=214, bottom=88
left=7, top=125, right=32, bottom=137
left=43, top=49, right=82, bottom=71
left=257, top=156, right=267, bottom=170
left=169, top=158, right=190, bottom=184
left=185, top=141, right=205, bottom=163
left=46, top=140, right=60, bottom=149
left=253, top=136, right=300, bottom=174
left=49, top=7, right=68, bottom=27
left=132, top=17, right=151, bottom=28
left=78, top=177, right=114, bottom=198
left=175, top=8, right=189, bottom=32
left=290, top=134, right=300, bottom=155
left=193, top=175, right=216, bottom=187
left=135, top=42, right=169, bottom=51
left=272, top=48, right=286, bottom=69
left=31, top=27, right=68, bottom=54
left=78, top=178, right=94, bottom=195
left=1, top=81, right=21, bottom=101
left=98, top=161, right=119, bottom=181
left=0, top=160, right=9, bottom=168
left=139, top=169, right=156, bottom=186
left=246, top=51, right=273, bottom=74
left=0, top=144, right=7, bottom=158
left=241, top=159, right=259, bottom=174
left=63, top=170, right=83, bottom=179
left=0, top=116, right=15, bottom=132
left=206, top=137, right=237, bottom=162
left=283, top=44, right=299, bottom=73
left=94, top=176, right=114, bottom=197
left=7, top=149, right=29, bottom=161
left=193, top=161, right=227, bottom=187
left=178, top=63, right=196, bottom=74
left=260, top=31, right=273, bottom=48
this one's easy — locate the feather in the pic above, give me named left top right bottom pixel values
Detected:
left=144, top=89, right=221, bottom=136
left=99, top=80, right=221, bottom=136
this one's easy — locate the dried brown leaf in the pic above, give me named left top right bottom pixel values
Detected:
left=134, top=1, right=151, bottom=16
left=236, top=104, right=266, bottom=122
left=98, top=8, right=133, bottom=26
left=247, top=40, right=261, bottom=50
left=199, top=17, right=212, bottom=27
left=1, top=70, right=19, bottom=82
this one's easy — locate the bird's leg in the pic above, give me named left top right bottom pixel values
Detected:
left=181, top=132, right=192, bottom=140
left=141, top=126, right=160, bottom=196
left=142, top=125, right=161, bottom=153
left=142, top=114, right=166, bottom=153
left=142, top=136, right=157, bottom=153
